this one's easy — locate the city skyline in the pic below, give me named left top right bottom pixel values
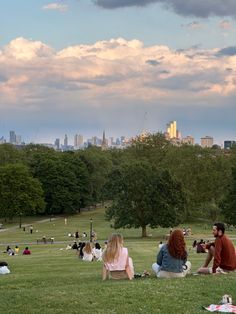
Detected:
left=1, top=121, right=236, bottom=148
left=1, top=1, right=236, bottom=144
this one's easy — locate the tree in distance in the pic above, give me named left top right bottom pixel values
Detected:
left=220, top=166, right=236, bottom=226
left=105, top=161, right=187, bottom=237
left=0, top=164, right=45, bottom=221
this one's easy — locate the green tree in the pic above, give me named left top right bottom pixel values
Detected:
left=0, top=144, right=23, bottom=165
left=0, top=164, right=45, bottom=220
left=105, top=161, right=186, bottom=237
left=220, top=167, right=236, bottom=226
left=79, top=147, right=113, bottom=204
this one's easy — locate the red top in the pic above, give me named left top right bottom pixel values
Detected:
left=213, top=234, right=236, bottom=273
left=23, top=249, right=31, bottom=255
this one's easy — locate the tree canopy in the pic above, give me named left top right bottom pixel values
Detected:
left=105, top=161, right=186, bottom=237
left=0, top=164, right=45, bottom=220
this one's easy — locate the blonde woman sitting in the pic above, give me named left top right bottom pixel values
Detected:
left=82, top=242, right=94, bottom=262
left=102, top=233, right=134, bottom=280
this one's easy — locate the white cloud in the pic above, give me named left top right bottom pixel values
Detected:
left=0, top=37, right=236, bottom=113
left=181, top=21, right=203, bottom=29
left=42, top=3, right=68, bottom=12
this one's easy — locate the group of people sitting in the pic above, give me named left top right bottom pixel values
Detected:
left=101, top=222, right=236, bottom=280
left=4, top=246, right=31, bottom=256
left=67, top=241, right=104, bottom=262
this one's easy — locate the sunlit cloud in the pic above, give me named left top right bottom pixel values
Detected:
left=1, top=37, right=236, bottom=115
left=42, top=2, right=68, bottom=12
left=219, top=19, right=232, bottom=29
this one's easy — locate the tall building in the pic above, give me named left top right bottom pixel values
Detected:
left=15, top=135, right=22, bottom=145
left=55, top=138, right=60, bottom=150
left=201, top=136, right=213, bottom=148
left=166, top=121, right=177, bottom=139
left=9, top=130, right=16, bottom=144
left=182, top=136, right=195, bottom=145
left=101, top=131, right=108, bottom=150
left=0, top=136, right=6, bottom=144
left=64, top=134, right=68, bottom=147
left=224, top=140, right=236, bottom=150
left=74, top=134, right=83, bottom=148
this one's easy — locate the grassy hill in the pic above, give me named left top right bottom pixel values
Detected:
left=0, top=207, right=235, bottom=314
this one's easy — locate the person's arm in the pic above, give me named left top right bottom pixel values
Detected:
left=212, top=238, right=222, bottom=273
left=156, top=246, right=164, bottom=266
left=102, top=264, right=108, bottom=280
left=125, top=249, right=133, bottom=280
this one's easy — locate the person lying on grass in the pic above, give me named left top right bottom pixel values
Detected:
left=197, top=222, right=236, bottom=275
left=102, top=233, right=134, bottom=280
left=152, top=229, right=191, bottom=278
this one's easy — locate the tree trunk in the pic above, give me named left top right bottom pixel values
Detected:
left=141, top=225, right=147, bottom=237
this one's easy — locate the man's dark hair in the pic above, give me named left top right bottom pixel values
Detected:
left=214, top=222, right=225, bottom=234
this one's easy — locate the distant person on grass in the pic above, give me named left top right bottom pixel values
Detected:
left=197, top=222, right=236, bottom=274
left=102, top=233, right=134, bottom=280
left=82, top=242, right=94, bottom=262
left=152, top=229, right=191, bottom=278
left=23, top=247, right=31, bottom=255
left=93, top=242, right=103, bottom=261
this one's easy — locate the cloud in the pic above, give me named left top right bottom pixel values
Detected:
left=219, top=19, right=232, bottom=29
left=218, top=46, right=236, bottom=56
left=1, top=37, right=236, bottom=142
left=42, top=2, right=68, bottom=12
left=93, top=0, right=236, bottom=18
left=181, top=21, right=203, bottom=29
left=145, top=59, right=161, bottom=66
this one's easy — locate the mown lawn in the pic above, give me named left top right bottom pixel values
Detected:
left=0, top=208, right=235, bottom=314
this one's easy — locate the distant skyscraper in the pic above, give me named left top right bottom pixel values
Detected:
left=74, top=134, right=83, bottom=148
left=55, top=138, right=60, bottom=150
left=0, top=136, right=6, bottom=144
left=9, top=130, right=16, bottom=144
left=64, top=134, right=68, bottom=147
left=201, top=136, right=213, bottom=148
left=166, top=121, right=177, bottom=139
left=182, top=136, right=195, bottom=145
left=15, top=135, right=22, bottom=145
left=224, top=140, right=236, bottom=150
left=101, top=131, right=108, bottom=150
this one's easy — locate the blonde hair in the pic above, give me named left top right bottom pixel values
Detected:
left=102, top=233, right=123, bottom=263
left=83, top=242, right=92, bottom=254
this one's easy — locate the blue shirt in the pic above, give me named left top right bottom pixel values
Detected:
left=157, top=244, right=187, bottom=273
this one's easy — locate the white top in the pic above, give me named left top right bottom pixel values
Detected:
left=93, top=248, right=103, bottom=261
left=82, top=252, right=93, bottom=262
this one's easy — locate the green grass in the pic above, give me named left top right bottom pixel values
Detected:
left=0, top=208, right=235, bottom=314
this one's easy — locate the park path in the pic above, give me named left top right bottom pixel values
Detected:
left=0, top=217, right=60, bottom=233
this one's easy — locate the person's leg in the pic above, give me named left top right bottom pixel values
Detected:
left=126, top=257, right=134, bottom=279
left=157, top=271, right=184, bottom=278
left=203, top=246, right=215, bottom=267
left=183, top=261, right=191, bottom=276
left=152, top=263, right=161, bottom=276
left=197, top=246, right=215, bottom=274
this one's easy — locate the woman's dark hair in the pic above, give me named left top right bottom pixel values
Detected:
left=95, top=242, right=101, bottom=250
left=168, top=229, right=187, bottom=260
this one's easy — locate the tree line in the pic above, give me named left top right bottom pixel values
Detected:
left=0, top=133, right=235, bottom=233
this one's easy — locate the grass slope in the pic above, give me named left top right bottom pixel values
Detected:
left=0, top=207, right=235, bottom=314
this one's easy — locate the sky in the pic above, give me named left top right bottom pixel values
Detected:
left=1, top=0, right=236, bottom=145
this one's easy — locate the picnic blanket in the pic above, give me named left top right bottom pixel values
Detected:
left=204, top=304, right=236, bottom=313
